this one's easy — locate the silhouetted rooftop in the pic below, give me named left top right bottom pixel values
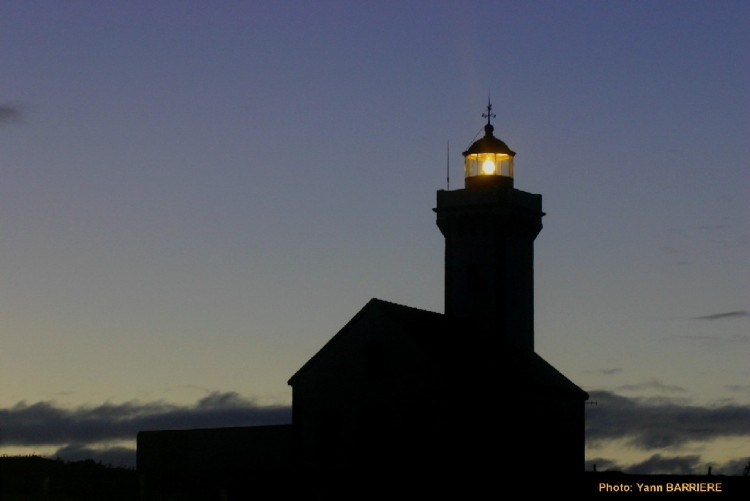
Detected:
left=288, top=297, right=588, bottom=400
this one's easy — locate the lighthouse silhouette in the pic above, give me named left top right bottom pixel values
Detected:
left=137, top=103, right=589, bottom=499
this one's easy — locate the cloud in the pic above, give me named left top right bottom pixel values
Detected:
left=725, top=384, right=750, bottom=394
left=671, top=333, right=750, bottom=346
left=586, top=454, right=701, bottom=475
left=585, top=368, right=623, bottom=376
left=615, top=379, right=687, bottom=394
left=0, top=104, right=22, bottom=124
left=628, top=454, right=704, bottom=475
left=587, top=453, right=750, bottom=476
left=720, top=456, right=750, bottom=476
left=692, top=310, right=749, bottom=321
left=5, top=389, right=749, bottom=472
left=0, top=391, right=292, bottom=466
left=586, top=390, right=750, bottom=452
left=51, top=443, right=138, bottom=469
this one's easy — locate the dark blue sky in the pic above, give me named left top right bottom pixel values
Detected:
left=1, top=1, right=748, bottom=472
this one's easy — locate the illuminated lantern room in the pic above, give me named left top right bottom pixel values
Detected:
left=462, top=101, right=515, bottom=189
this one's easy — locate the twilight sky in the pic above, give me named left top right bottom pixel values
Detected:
left=1, top=1, right=748, bottom=474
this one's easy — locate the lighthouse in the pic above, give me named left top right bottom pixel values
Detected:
left=436, top=101, right=543, bottom=351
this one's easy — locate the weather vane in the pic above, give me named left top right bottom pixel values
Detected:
left=482, top=97, right=495, bottom=126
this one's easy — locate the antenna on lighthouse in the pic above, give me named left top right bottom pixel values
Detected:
left=446, top=140, right=450, bottom=190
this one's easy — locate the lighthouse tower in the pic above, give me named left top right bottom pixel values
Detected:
left=435, top=101, right=543, bottom=351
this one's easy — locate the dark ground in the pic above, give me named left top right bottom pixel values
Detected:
left=2, top=456, right=749, bottom=500
left=0, top=456, right=138, bottom=501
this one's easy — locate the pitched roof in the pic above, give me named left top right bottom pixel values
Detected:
left=287, top=298, right=445, bottom=385
left=287, top=297, right=588, bottom=400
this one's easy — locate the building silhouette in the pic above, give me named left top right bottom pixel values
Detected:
left=137, top=104, right=589, bottom=499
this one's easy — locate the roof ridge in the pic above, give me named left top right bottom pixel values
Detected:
left=288, top=298, right=442, bottom=385
left=367, top=297, right=441, bottom=316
